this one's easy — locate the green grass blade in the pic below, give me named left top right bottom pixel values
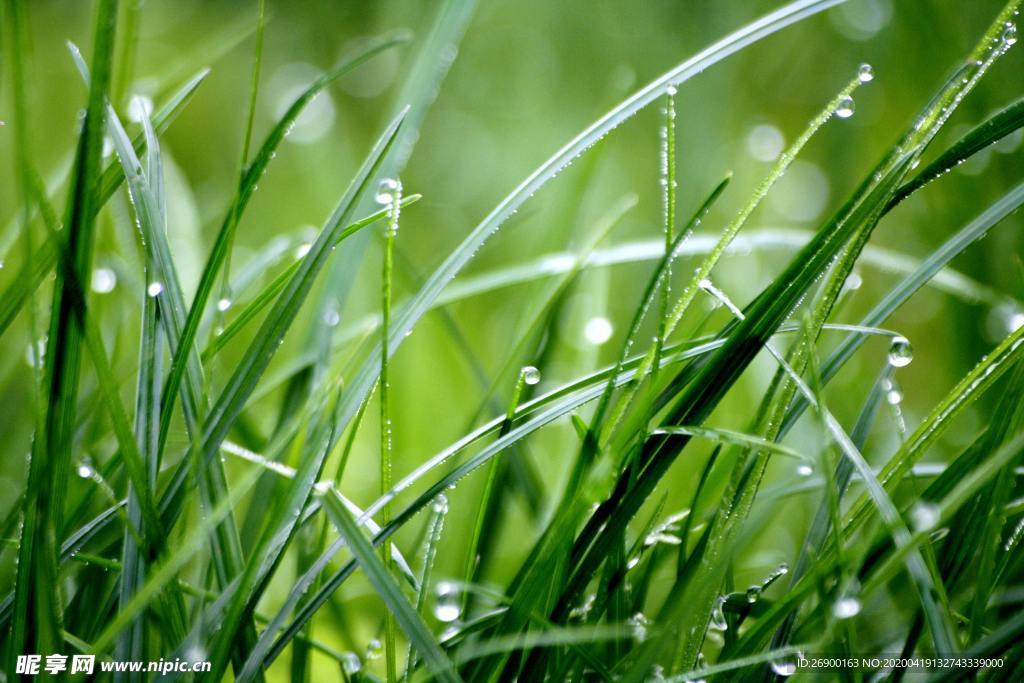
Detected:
left=321, top=491, right=462, bottom=683
left=8, top=0, right=118, bottom=666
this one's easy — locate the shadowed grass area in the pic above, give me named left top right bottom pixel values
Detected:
left=1, top=0, right=1024, bottom=681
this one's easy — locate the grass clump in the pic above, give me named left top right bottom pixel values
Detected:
left=2, top=0, right=1024, bottom=681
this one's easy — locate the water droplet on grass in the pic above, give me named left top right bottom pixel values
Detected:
left=709, top=596, right=728, bottom=631
left=432, top=494, right=449, bottom=514
left=746, top=585, right=761, bottom=603
left=77, top=461, right=94, bottom=478
left=522, top=366, right=541, bottom=385
left=216, top=298, right=232, bottom=312
left=365, top=638, right=382, bottom=660
left=147, top=281, right=164, bottom=297
left=294, top=243, right=312, bottom=260
left=584, top=316, right=613, bottom=345
left=341, top=652, right=361, bottom=675
left=1003, top=23, right=1017, bottom=46
left=858, top=63, right=874, bottom=82
left=888, top=335, right=913, bottom=367
left=376, top=178, right=399, bottom=205
left=628, top=612, right=650, bottom=642
left=91, top=268, right=117, bottom=294
left=796, top=464, right=814, bottom=477
left=835, top=96, right=856, bottom=118
left=832, top=596, right=862, bottom=619
left=434, top=581, right=461, bottom=622
left=771, top=659, right=797, bottom=677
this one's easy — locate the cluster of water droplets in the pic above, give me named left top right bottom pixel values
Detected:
left=628, top=612, right=651, bottom=642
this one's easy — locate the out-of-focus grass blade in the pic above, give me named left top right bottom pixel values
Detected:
left=8, top=0, right=118, bottom=665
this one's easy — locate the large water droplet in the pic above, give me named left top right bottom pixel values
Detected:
left=746, top=585, right=762, bottom=603
left=91, top=268, right=117, bottom=294
left=709, top=596, right=728, bottom=631
left=147, top=281, right=164, bottom=297
left=832, top=596, right=862, bottom=619
left=432, top=494, right=449, bottom=514
left=584, top=316, right=613, bottom=345
left=770, top=659, right=797, bottom=677
left=77, top=461, right=94, bottom=479
left=835, top=96, right=856, bottom=118
left=376, top=178, right=399, bottom=205
left=1003, top=23, right=1017, bottom=46
left=888, top=335, right=913, bottom=367
left=340, top=652, right=361, bottom=675
left=433, top=581, right=461, bottom=623
left=522, top=366, right=541, bottom=385
left=857, top=63, right=875, bottom=82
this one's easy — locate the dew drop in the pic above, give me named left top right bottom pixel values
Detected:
left=584, top=316, right=613, bottom=345
left=835, top=96, right=856, bottom=118
left=364, top=638, right=382, bottom=660
left=294, top=243, right=312, bottom=260
left=77, top=461, right=94, bottom=479
left=796, top=464, right=814, bottom=477
left=1003, top=23, right=1017, bottom=46
left=522, top=366, right=541, bottom=385
left=323, top=307, right=341, bottom=327
left=432, top=494, right=449, bottom=514
left=708, top=596, right=728, bottom=631
left=216, top=298, right=232, bottom=312
left=770, top=659, right=797, bottom=677
left=433, top=581, right=461, bottom=623
left=857, top=63, right=874, bottom=82
left=746, top=585, right=762, bottom=603
left=888, top=335, right=913, bottom=367
left=340, top=652, right=361, bottom=675
left=375, top=178, right=399, bottom=205
left=666, top=84, right=678, bottom=97
left=832, top=596, right=862, bottom=619
left=628, top=612, right=650, bottom=642
left=91, top=267, right=117, bottom=294
left=147, top=281, right=164, bottom=297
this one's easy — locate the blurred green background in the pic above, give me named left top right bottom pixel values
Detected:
left=1, top=0, right=1022, bottom=672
